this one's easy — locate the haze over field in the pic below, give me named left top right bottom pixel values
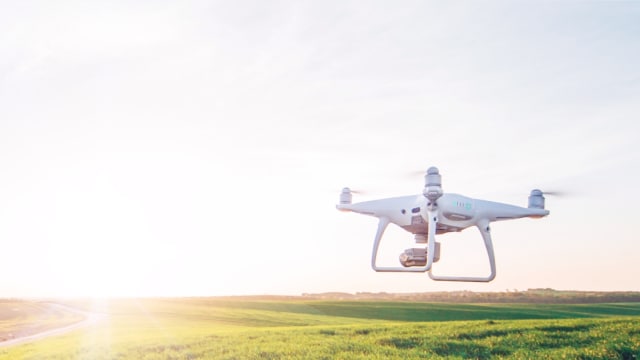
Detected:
left=0, top=1, right=639, bottom=297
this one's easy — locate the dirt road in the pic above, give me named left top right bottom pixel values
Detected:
left=0, top=303, right=106, bottom=348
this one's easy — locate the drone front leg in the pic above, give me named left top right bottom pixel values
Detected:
left=424, top=208, right=438, bottom=272
left=371, top=217, right=432, bottom=272
left=428, top=219, right=497, bottom=282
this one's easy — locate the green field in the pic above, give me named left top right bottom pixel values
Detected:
left=1, top=298, right=639, bottom=359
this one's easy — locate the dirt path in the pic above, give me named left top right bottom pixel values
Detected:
left=0, top=303, right=107, bottom=348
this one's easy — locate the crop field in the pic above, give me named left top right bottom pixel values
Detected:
left=0, top=298, right=639, bottom=359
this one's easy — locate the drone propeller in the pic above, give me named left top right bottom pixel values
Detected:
left=407, top=170, right=428, bottom=177
left=348, top=189, right=368, bottom=195
left=539, top=190, right=567, bottom=197
left=339, top=187, right=368, bottom=194
left=530, top=189, right=570, bottom=197
left=528, top=188, right=569, bottom=209
left=339, top=187, right=368, bottom=205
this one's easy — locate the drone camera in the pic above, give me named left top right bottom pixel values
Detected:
left=399, top=242, right=440, bottom=267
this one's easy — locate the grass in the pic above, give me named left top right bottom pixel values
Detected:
left=0, top=298, right=639, bottom=359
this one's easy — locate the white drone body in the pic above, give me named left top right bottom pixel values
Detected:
left=336, top=167, right=549, bottom=282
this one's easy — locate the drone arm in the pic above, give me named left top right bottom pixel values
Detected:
left=428, top=219, right=496, bottom=282
left=371, top=217, right=434, bottom=273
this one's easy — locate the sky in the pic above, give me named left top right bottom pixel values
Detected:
left=0, top=1, right=639, bottom=297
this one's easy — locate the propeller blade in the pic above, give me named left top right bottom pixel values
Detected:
left=407, top=170, right=427, bottom=177
left=541, top=191, right=567, bottom=197
left=341, top=187, right=366, bottom=194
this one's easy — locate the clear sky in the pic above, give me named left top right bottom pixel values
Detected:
left=1, top=1, right=639, bottom=297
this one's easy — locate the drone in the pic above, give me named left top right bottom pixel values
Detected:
left=336, top=167, right=550, bottom=282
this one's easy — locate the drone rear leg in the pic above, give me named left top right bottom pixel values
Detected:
left=428, top=219, right=496, bottom=282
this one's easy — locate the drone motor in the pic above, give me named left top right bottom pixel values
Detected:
left=339, top=187, right=352, bottom=205
left=423, top=166, right=443, bottom=201
left=528, top=189, right=545, bottom=209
